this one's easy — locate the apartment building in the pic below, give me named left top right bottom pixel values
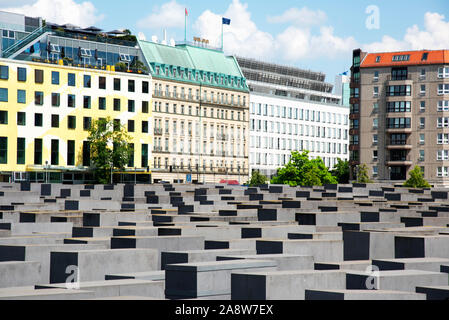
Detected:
left=0, top=11, right=153, bottom=183
left=236, top=57, right=349, bottom=178
left=349, top=49, right=449, bottom=184
left=139, top=40, right=250, bottom=184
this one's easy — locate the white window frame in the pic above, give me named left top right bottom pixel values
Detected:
left=438, top=101, right=449, bottom=112
left=438, top=67, right=449, bottom=79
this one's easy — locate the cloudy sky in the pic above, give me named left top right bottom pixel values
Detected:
left=2, top=0, right=449, bottom=85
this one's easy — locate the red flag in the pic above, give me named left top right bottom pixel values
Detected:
left=185, top=8, right=188, bottom=16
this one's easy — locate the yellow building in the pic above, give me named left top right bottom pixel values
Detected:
left=0, top=58, right=153, bottom=183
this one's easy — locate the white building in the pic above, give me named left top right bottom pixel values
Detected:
left=236, top=57, right=349, bottom=178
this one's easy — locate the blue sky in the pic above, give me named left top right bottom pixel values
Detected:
left=3, top=0, right=449, bottom=87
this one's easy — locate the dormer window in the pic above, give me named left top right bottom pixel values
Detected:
left=375, top=56, right=381, bottom=63
left=119, top=53, right=131, bottom=62
left=421, top=52, right=429, bottom=61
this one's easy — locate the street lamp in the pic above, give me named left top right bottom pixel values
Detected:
left=134, top=167, right=137, bottom=185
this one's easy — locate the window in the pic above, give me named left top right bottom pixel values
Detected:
left=35, top=91, right=43, bottom=105
left=438, top=117, right=449, bottom=128
left=0, top=111, right=7, bottom=124
left=68, top=116, right=76, bottom=129
left=373, top=103, right=379, bottom=113
left=142, top=101, right=149, bottom=114
left=99, top=76, right=106, bottom=89
left=0, top=65, right=9, bottom=80
left=83, top=96, right=91, bottom=109
left=375, top=56, right=381, bottom=63
left=437, top=150, right=449, bottom=161
left=0, top=137, right=7, bottom=164
left=51, top=115, right=59, bottom=128
left=420, top=68, right=426, bottom=79
left=67, top=140, right=75, bottom=166
left=141, top=144, right=148, bottom=168
left=83, top=75, right=91, bottom=88
left=34, top=138, right=42, bottom=165
left=419, top=118, right=425, bottom=129
left=68, top=94, right=75, bottom=108
left=128, top=143, right=134, bottom=167
left=128, top=100, right=135, bottom=112
left=17, top=89, right=26, bottom=104
left=438, top=67, right=449, bottom=78
left=373, top=87, right=379, bottom=97
left=114, top=78, right=121, bottom=91
left=419, top=134, right=425, bottom=145
left=128, top=120, right=135, bottom=132
left=391, top=68, right=408, bottom=80
left=68, top=73, right=75, bottom=86
left=392, top=55, right=410, bottom=62
left=128, top=80, right=135, bottom=92
left=386, top=118, right=411, bottom=129
left=51, top=71, right=59, bottom=85
left=83, top=117, right=92, bottom=131
left=99, top=97, right=106, bottom=110
left=83, top=141, right=90, bottom=166
left=52, top=93, right=60, bottom=107
left=373, top=134, right=378, bottom=145
left=35, top=69, right=43, bottom=84
left=420, top=85, right=426, bottom=96
left=419, top=150, right=425, bottom=161
left=421, top=53, right=429, bottom=61
left=438, top=101, right=449, bottom=112
left=387, top=85, right=411, bottom=96
left=142, top=121, right=148, bottom=133
left=437, top=134, right=449, bottom=145
left=0, top=88, right=7, bottom=102
left=420, top=101, right=426, bottom=112
left=17, top=138, right=25, bottom=165
left=17, top=112, right=26, bottom=126
left=113, top=119, right=120, bottom=132
left=34, top=113, right=43, bottom=127
left=50, top=140, right=59, bottom=164
left=387, top=101, right=411, bottom=113
left=17, top=67, right=26, bottom=82
left=373, top=118, right=378, bottom=129
left=374, top=71, right=379, bottom=81
left=390, top=134, right=408, bottom=145
left=142, top=81, right=149, bottom=94
left=438, top=84, right=449, bottom=95
left=114, top=98, right=121, bottom=111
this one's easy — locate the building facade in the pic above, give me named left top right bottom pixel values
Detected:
left=139, top=40, right=250, bottom=184
left=349, top=49, right=449, bottom=184
left=335, top=74, right=351, bottom=107
left=236, top=57, right=349, bottom=178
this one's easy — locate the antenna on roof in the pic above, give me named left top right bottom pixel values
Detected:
left=151, top=35, right=158, bottom=43
left=162, top=29, right=167, bottom=45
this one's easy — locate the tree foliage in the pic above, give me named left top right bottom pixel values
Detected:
left=331, top=159, right=350, bottom=184
left=87, top=117, right=133, bottom=184
left=248, top=170, right=267, bottom=186
left=404, top=166, right=431, bottom=188
left=270, top=151, right=337, bottom=187
left=356, top=163, right=373, bottom=184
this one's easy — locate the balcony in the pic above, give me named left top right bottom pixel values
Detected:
left=153, top=146, right=163, bottom=152
left=386, top=127, right=412, bottom=134
left=386, top=156, right=412, bottom=167
left=154, top=128, right=163, bottom=136
left=387, top=74, right=412, bottom=83
left=386, top=144, right=413, bottom=150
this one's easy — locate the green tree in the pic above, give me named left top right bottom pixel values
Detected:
left=404, top=166, right=431, bottom=188
left=271, top=151, right=337, bottom=187
left=331, top=159, right=350, bottom=184
left=248, top=170, right=267, bottom=186
left=356, top=163, right=373, bottom=183
left=87, top=117, right=133, bottom=184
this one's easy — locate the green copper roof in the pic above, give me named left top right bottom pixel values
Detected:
left=138, top=40, right=248, bottom=92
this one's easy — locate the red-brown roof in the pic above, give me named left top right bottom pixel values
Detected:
left=361, top=49, right=449, bottom=68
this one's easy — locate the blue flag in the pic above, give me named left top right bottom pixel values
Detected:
left=222, top=17, right=231, bottom=25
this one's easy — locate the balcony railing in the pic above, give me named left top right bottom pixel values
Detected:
left=154, top=128, right=163, bottom=136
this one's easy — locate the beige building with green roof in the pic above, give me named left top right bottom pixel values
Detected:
left=139, top=40, right=250, bottom=183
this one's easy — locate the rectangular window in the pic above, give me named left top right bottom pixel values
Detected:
left=142, top=121, right=148, bottom=133
left=98, top=97, right=106, bottom=110
left=0, top=65, right=9, bottom=80
left=68, top=94, right=75, bottom=108
left=17, top=67, right=26, bottom=82
left=83, top=141, right=90, bottom=166
left=128, top=120, right=135, bottom=132
left=128, top=100, right=135, bottom=112
left=51, top=93, right=60, bottom=107
left=83, top=117, right=92, bottom=131
left=0, top=88, right=7, bottom=102
left=438, top=101, right=449, bottom=112
left=420, top=118, right=425, bottom=129
left=17, top=112, right=26, bottom=126
left=35, top=69, right=43, bottom=84
left=17, top=89, right=26, bottom=104
left=35, top=91, right=44, bottom=105
left=113, top=119, right=120, bottom=132
left=114, top=78, right=120, bottom=91
left=438, top=67, right=449, bottom=78
left=141, top=144, right=148, bottom=168
left=51, top=71, right=59, bottom=85
left=34, top=113, right=43, bottom=127
left=386, top=118, right=411, bottom=129
left=83, top=75, right=91, bottom=88
left=438, top=118, right=449, bottom=128
left=0, top=137, right=7, bottom=164
left=128, top=143, right=134, bottom=167
left=128, top=80, right=135, bottom=92
left=68, top=116, right=76, bottom=129
left=99, top=76, right=106, bottom=89
left=17, top=137, right=25, bottom=165
left=83, top=96, right=91, bottom=109
left=438, top=84, right=449, bottom=95
left=67, top=140, right=75, bottom=166
left=113, top=98, right=121, bottom=111
left=420, top=134, right=425, bottom=145
left=142, top=81, right=149, bottom=94
left=142, top=101, right=149, bottom=113
left=68, top=73, right=76, bottom=86
left=420, top=101, right=426, bottom=112
left=51, top=114, right=59, bottom=128
left=387, top=85, right=411, bottom=96
left=34, top=138, right=42, bottom=165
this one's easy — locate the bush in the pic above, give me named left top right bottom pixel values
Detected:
left=404, top=166, right=431, bottom=188
left=331, top=159, right=350, bottom=184
left=356, top=164, right=373, bottom=184
left=248, top=170, right=267, bottom=186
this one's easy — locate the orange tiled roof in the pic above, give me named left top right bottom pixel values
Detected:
left=361, top=49, right=449, bottom=68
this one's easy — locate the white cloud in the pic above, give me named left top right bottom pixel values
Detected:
left=193, top=0, right=274, bottom=59
left=267, top=7, right=327, bottom=27
left=5, top=0, right=104, bottom=28
left=137, top=0, right=185, bottom=30
left=363, top=12, right=449, bottom=52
